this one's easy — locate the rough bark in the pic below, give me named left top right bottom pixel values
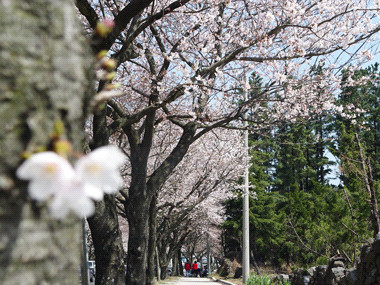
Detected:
left=155, top=246, right=161, bottom=281
left=87, top=196, right=126, bottom=285
left=125, top=171, right=151, bottom=285
left=124, top=122, right=197, bottom=284
left=88, top=101, right=126, bottom=285
left=0, top=0, right=92, bottom=283
left=146, top=194, right=158, bottom=285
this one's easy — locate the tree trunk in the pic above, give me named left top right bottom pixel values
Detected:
left=125, top=122, right=197, bottom=284
left=177, top=249, right=184, bottom=276
left=157, top=240, right=170, bottom=280
left=146, top=194, right=158, bottom=285
left=125, top=181, right=151, bottom=285
left=355, top=133, right=380, bottom=237
left=87, top=196, right=126, bottom=285
left=172, top=252, right=178, bottom=276
left=0, top=0, right=92, bottom=283
left=88, top=102, right=126, bottom=285
left=160, top=260, right=169, bottom=280
left=156, top=246, right=161, bottom=281
left=172, top=250, right=181, bottom=276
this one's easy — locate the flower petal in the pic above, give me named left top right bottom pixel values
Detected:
left=84, top=145, right=125, bottom=167
left=49, top=179, right=95, bottom=219
left=84, top=183, right=104, bottom=201
left=101, top=172, right=124, bottom=194
left=28, top=180, right=57, bottom=201
left=75, top=145, right=125, bottom=194
left=50, top=195, right=70, bottom=219
left=70, top=196, right=95, bottom=218
left=17, top=152, right=75, bottom=201
left=17, top=152, right=74, bottom=181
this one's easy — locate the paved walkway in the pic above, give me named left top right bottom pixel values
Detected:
left=158, top=277, right=223, bottom=284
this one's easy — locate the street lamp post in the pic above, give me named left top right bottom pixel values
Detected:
left=242, top=74, right=250, bottom=284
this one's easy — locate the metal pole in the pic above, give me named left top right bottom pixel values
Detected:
left=206, top=232, right=210, bottom=275
left=242, top=74, right=250, bottom=284
left=155, top=246, right=161, bottom=281
left=81, top=218, right=90, bottom=285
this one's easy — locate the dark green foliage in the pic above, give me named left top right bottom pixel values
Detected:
left=336, top=63, right=380, bottom=181
left=332, top=64, right=380, bottom=239
left=222, top=65, right=380, bottom=269
left=246, top=274, right=291, bottom=285
left=223, top=121, right=340, bottom=266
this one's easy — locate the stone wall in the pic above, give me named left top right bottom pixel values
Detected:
left=277, top=234, right=380, bottom=285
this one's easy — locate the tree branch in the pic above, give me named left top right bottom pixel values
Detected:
left=92, top=0, right=154, bottom=52
left=74, top=0, right=99, bottom=29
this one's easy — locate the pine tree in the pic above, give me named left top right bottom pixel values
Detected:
left=334, top=64, right=380, bottom=238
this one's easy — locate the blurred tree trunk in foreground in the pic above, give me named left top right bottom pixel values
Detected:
left=0, top=0, right=92, bottom=283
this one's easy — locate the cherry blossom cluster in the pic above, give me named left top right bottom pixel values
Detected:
left=106, top=0, right=379, bottom=127
left=157, top=129, right=244, bottom=204
left=17, top=145, right=125, bottom=219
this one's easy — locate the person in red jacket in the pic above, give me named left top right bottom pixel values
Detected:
left=192, top=261, right=198, bottom=277
left=184, top=260, right=191, bottom=277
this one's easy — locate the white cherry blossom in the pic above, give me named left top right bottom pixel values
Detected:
left=49, top=178, right=95, bottom=219
left=16, top=145, right=125, bottom=219
left=16, top=152, right=75, bottom=201
left=75, top=145, right=125, bottom=195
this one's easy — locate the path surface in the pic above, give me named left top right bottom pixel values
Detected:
left=158, top=277, right=223, bottom=284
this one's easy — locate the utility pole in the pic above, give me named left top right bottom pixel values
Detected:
left=81, top=219, right=89, bottom=285
left=206, top=232, right=210, bottom=274
left=242, top=74, right=250, bottom=283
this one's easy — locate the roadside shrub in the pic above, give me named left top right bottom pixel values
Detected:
left=246, top=274, right=291, bottom=285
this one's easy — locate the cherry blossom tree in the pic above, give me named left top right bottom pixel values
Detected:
left=74, top=0, right=380, bottom=284
left=150, top=129, right=243, bottom=279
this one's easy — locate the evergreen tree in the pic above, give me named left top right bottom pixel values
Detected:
left=334, top=63, right=380, bottom=238
left=221, top=66, right=380, bottom=268
left=222, top=130, right=286, bottom=265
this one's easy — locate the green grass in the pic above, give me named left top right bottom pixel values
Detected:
left=246, top=274, right=291, bottom=285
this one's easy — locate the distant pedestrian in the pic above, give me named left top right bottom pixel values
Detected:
left=197, top=260, right=201, bottom=276
left=184, top=260, right=191, bottom=277
left=89, top=268, right=95, bottom=282
left=201, top=265, right=208, bottom=277
left=192, top=260, right=198, bottom=277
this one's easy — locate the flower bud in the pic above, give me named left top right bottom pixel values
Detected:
left=105, top=83, right=121, bottom=90
left=54, top=140, right=72, bottom=157
left=96, top=20, right=115, bottom=38
left=102, top=58, right=117, bottom=71
left=54, top=120, right=65, bottom=137
left=106, top=71, right=117, bottom=81
left=97, top=50, right=108, bottom=60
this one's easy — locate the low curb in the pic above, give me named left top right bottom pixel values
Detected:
left=211, top=277, right=238, bottom=285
